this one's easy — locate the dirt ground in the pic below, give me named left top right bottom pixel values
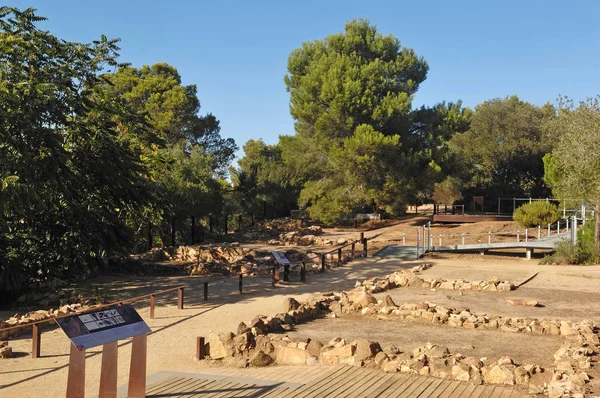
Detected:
left=1, top=218, right=599, bottom=397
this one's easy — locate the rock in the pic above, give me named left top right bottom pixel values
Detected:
left=382, top=360, right=401, bottom=373
left=284, top=297, right=301, bottom=313
left=237, top=359, right=249, bottom=368
left=321, top=345, right=355, bottom=366
left=374, top=351, right=389, bottom=366
left=484, top=365, right=515, bottom=385
left=249, top=351, right=273, bottom=367
left=348, top=290, right=377, bottom=308
left=497, top=356, right=513, bottom=366
left=514, top=366, right=530, bottom=385
left=337, top=238, right=347, bottom=245
left=307, top=339, right=324, bottom=357
left=0, top=346, right=12, bottom=359
left=383, top=345, right=401, bottom=356
left=276, top=347, right=311, bottom=365
left=505, top=298, right=539, bottom=307
left=237, top=322, right=250, bottom=335
left=383, top=295, right=398, bottom=307
left=559, top=321, right=577, bottom=336
left=355, top=340, right=381, bottom=361
left=452, top=363, right=471, bottom=382
left=207, top=333, right=231, bottom=359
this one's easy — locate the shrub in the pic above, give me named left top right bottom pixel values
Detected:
left=513, top=201, right=560, bottom=228
left=540, top=240, right=581, bottom=265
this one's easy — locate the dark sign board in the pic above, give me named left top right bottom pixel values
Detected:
left=56, top=304, right=150, bottom=350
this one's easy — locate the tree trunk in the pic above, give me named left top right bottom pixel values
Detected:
left=595, top=204, right=600, bottom=245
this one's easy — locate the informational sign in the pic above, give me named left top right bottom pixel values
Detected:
left=271, top=251, right=290, bottom=265
left=56, top=304, right=151, bottom=350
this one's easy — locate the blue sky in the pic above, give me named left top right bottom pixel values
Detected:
left=11, top=1, right=600, bottom=162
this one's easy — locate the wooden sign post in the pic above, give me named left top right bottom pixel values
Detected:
left=56, top=305, right=151, bottom=398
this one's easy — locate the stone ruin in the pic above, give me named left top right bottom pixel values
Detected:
left=202, top=267, right=599, bottom=398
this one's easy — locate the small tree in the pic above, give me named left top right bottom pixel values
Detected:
left=513, top=202, right=560, bottom=228
left=432, top=177, right=463, bottom=205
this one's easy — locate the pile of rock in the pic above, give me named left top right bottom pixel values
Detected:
left=538, top=321, right=598, bottom=397
left=0, top=303, right=88, bottom=339
left=268, top=226, right=332, bottom=246
left=355, top=266, right=514, bottom=293
left=182, top=245, right=306, bottom=277
left=0, top=341, right=12, bottom=359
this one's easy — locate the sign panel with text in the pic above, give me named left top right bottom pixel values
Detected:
left=56, top=304, right=150, bottom=350
left=271, top=251, right=290, bottom=265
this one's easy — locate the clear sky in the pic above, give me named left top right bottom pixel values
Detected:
left=10, top=1, right=600, bottom=161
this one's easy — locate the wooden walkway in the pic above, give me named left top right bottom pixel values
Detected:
left=142, top=366, right=528, bottom=398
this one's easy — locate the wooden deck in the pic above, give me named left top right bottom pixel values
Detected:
left=141, top=366, right=529, bottom=398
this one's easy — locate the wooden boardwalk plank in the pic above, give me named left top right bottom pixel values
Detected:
left=388, top=376, right=428, bottom=398
left=467, top=384, right=486, bottom=398
left=344, top=371, right=393, bottom=398
left=298, top=366, right=367, bottom=397
left=327, top=368, right=382, bottom=397
left=284, top=366, right=355, bottom=398
left=149, top=377, right=204, bottom=396
left=447, top=380, right=471, bottom=398
left=395, top=376, right=431, bottom=398
left=368, top=373, right=410, bottom=397
left=377, top=374, right=421, bottom=398
left=416, top=377, right=444, bottom=398
left=423, top=379, right=457, bottom=398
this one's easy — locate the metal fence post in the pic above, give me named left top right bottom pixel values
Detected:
left=537, top=225, right=541, bottom=239
left=525, top=229, right=528, bottom=242
left=461, top=233, right=465, bottom=245
left=488, top=231, right=491, bottom=245
left=547, top=224, right=551, bottom=237
left=416, top=229, right=420, bottom=259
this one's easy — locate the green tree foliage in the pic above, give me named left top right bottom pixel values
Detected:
left=512, top=201, right=559, bottom=228
left=231, top=139, right=300, bottom=218
left=545, top=97, right=600, bottom=244
left=449, top=96, right=553, bottom=206
left=99, top=63, right=238, bottom=226
left=0, top=7, right=154, bottom=296
left=279, top=19, right=469, bottom=222
left=432, top=177, right=463, bottom=205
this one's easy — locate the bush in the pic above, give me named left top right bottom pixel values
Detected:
left=540, top=240, right=581, bottom=265
left=513, top=201, right=560, bottom=228
left=540, top=221, right=600, bottom=265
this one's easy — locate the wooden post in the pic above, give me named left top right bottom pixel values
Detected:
left=66, top=344, right=86, bottom=398
left=127, top=334, right=147, bottom=398
left=300, top=262, right=306, bottom=283
left=191, top=216, right=196, bottom=244
left=239, top=274, right=243, bottom=294
left=177, top=287, right=184, bottom=310
left=321, top=254, right=326, bottom=273
left=351, top=242, right=355, bottom=260
left=337, top=248, right=342, bottom=266
left=99, top=342, right=118, bottom=398
left=363, top=238, right=368, bottom=257
left=359, top=232, right=364, bottom=241
left=32, top=323, right=41, bottom=358
left=283, top=265, right=290, bottom=282
left=203, top=282, right=208, bottom=301
left=149, top=294, right=155, bottom=319
left=272, top=266, right=280, bottom=286
left=147, top=221, right=152, bottom=251
left=196, top=337, right=206, bottom=360
left=171, top=217, right=176, bottom=247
